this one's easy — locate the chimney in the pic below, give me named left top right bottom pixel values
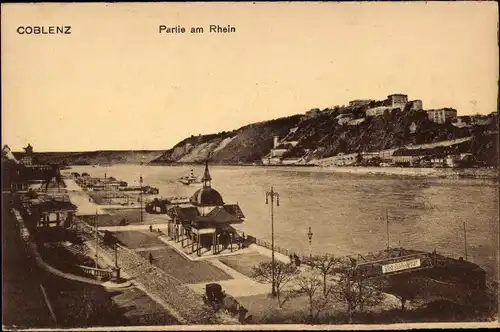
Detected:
left=273, top=136, right=279, bottom=149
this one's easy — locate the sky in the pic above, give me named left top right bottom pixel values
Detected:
left=1, top=2, right=498, bottom=152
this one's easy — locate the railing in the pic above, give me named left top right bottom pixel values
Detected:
left=76, top=264, right=118, bottom=280
left=246, top=234, right=343, bottom=262
left=254, top=238, right=291, bottom=257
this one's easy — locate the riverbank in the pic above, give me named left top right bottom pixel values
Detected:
left=147, top=162, right=498, bottom=179
left=318, top=166, right=498, bottom=179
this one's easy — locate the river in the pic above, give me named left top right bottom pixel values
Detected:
left=66, top=164, right=498, bottom=280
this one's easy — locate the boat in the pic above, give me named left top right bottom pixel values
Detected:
left=179, top=169, right=201, bottom=185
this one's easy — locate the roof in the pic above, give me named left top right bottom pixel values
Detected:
left=190, top=187, right=224, bottom=206
left=388, top=93, right=408, bottom=97
left=223, top=204, right=245, bottom=219
left=28, top=198, right=77, bottom=213
left=205, top=206, right=242, bottom=223
left=201, top=159, right=212, bottom=183
left=167, top=204, right=244, bottom=226
left=168, top=205, right=199, bottom=222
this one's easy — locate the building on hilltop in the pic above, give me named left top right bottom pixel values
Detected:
left=364, top=93, right=422, bottom=117
left=349, top=99, right=374, bottom=107
left=366, top=106, right=392, bottom=117
left=388, top=94, right=408, bottom=109
left=409, top=99, right=423, bottom=111
left=166, top=160, right=245, bottom=256
left=427, top=108, right=458, bottom=124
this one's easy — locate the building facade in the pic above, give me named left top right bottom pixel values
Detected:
left=19, top=144, right=34, bottom=166
left=365, top=106, right=391, bottom=117
left=427, top=109, right=458, bottom=124
left=388, top=94, right=408, bottom=109
left=409, top=100, right=423, bottom=111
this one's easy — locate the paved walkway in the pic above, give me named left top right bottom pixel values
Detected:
left=156, top=235, right=255, bottom=261
left=63, top=178, right=83, bottom=192
left=133, top=245, right=168, bottom=253
left=67, top=192, right=108, bottom=216
left=187, top=258, right=299, bottom=298
left=187, top=278, right=274, bottom=298
left=98, top=224, right=169, bottom=232
left=249, top=244, right=291, bottom=264
left=78, top=221, right=216, bottom=324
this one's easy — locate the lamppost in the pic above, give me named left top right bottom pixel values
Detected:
left=95, top=210, right=99, bottom=269
left=140, top=175, right=143, bottom=223
left=140, top=157, right=144, bottom=223
left=307, top=226, right=313, bottom=260
left=266, top=186, right=279, bottom=297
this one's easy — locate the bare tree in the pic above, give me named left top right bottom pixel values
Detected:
left=252, top=261, right=298, bottom=307
left=294, top=272, right=333, bottom=323
left=307, top=254, right=340, bottom=295
left=330, top=257, right=384, bottom=323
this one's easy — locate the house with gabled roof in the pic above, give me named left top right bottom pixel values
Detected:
left=166, top=160, right=245, bottom=256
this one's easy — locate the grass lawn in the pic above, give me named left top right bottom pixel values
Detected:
left=114, top=230, right=232, bottom=284
left=109, top=287, right=179, bottom=325
left=96, top=209, right=170, bottom=226
left=235, top=292, right=318, bottom=324
left=43, top=277, right=128, bottom=327
left=114, top=231, right=166, bottom=249
left=138, top=247, right=233, bottom=284
left=219, top=252, right=271, bottom=278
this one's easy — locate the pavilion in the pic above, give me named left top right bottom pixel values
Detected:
left=166, top=161, right=245, bottom=256
left=23, top=196, right=78, bottom=229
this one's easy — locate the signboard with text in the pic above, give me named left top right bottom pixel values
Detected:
left=382, top=258, right=421, bottom=274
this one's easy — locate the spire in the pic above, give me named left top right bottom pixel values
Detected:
left=202, top=159, right=212, bottom=187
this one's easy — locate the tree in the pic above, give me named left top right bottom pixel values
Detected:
left=252, top=261, right=298, bottom=307
left=307, top=254, right=340, bottom=295
left=331, top=257, right=384, bottom=323
left=382, top=275, right=418, bottom=312
left=294, top=272, right=332, bottom=323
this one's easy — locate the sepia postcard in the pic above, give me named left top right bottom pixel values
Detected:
left=1, top=2, right=499, bottom=330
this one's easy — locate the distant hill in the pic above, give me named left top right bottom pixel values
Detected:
left=14, top=150, right=166, bottom=166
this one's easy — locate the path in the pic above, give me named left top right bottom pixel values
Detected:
left=67, top=192, right=108, bottom=216
left=98, top=224, right=169, bottom=232
left=78, top=222, right=220, bottom=324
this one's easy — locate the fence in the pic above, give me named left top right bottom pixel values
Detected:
left=245, top=234, right=339, bottom=262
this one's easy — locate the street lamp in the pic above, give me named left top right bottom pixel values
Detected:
left=266, top=186, right=279, bottom=297
left=307, top=226, right=313, bottom=259
left=95, top=210, right=99, bottom=269
left=140, top=175, right=143, bottom=223
left=139, top=156, right=145, bottom=223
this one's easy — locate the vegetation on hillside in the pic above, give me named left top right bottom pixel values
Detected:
left=150, top=108, right=498, bottom=166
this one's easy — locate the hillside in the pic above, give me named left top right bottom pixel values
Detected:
left=150, top=107, right=498, bottom=166
left=151, top=115, right=303, bottom=164
left=18, top=150, right=165, bottom=166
